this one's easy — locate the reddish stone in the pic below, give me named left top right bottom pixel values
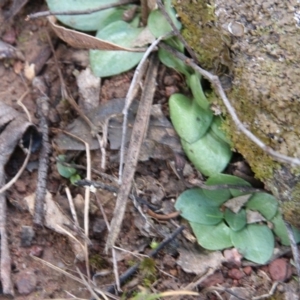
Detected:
left=243, top=266, right=252, bottom=276
left=228, top=268, right=245, bottom=280
left=269, top=258, right=292, bottom=282
left=200, top=271, right=224, bottom=288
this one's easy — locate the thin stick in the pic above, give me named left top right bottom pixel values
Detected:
left=55, top=160, right=118, bottom=183
left=77, top=179, right=159, bottom=212
left=65, top=186, right=80, bottom=227
left=0, top=91, right=32, bottom=195
left=0, top=140, right=32, bottom=194
left=156, top=0, right=198, bottom=62
left=106, top=225, right=185, bottom=294
left=94, top=194, right=121, bottom=291
left=47, top=31, right=108, bottom=169
left=27, top=0, right=138, bottom=20
left=119, top=35, right=168, bottom=182
left=0, top=192, right=14, bottom=297
left=106, top=54, right=159, bottom=252
left=34, top=96, right=51, bottom=227
left=76, top=267, right=103, bottom=300
left=58, top=130, right=91, bottom=281
left=285, top=222, right=300, bottom=279
left=159, top=43, right=300, bottom=166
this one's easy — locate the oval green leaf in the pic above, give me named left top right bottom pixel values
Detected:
left=169, top=94, right=213, bottom=143
left=148, top=4, right=181, bottom=38
left=181, top=131, right=232, bottom=177
left=230, top=224, right=274, bottom=264
left=175, top=188, right=223, bottom=225
left=90, top=21, right=144, bottom=77
left=246, top=193, right=278, bottom=220
left=203, top=174, right=251, bottom=201
left=56, top=155, right=77, bottom=179
left=224, top=208, right=247, bottom=232
left=46, top=0, right=120, bottom=31
left=188, top=73, right=210, bottom=110
left=210, top=116, right=231, bottom=144
left=158, top=47, right=191, bottom=77
left=190, top=221, right=233, bottom=250
left=271, top=212, right=300, bottom=246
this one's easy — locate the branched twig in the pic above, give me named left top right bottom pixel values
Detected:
left=119, top=36, right=165, bottom=181
left=27, top=0, right=138, bottom=20
left=156, top=0, right=199, bottom=62
left=76, top=179, right=159, bottom=212
left=159, top=43, right=300, bottom=167
left=187, top=178, right=265, bottom=193
left=106, top=54, right=159, bottom=252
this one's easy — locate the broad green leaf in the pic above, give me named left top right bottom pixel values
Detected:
left=224, top=208, right=247, bottom=232
left=56, top=155, right=76, bottom=179
left=271, top=212, right=300, bottom=246
left=158, top=47, right=191, bottom=77
left=46, top=0, right=120, bottom=31
left=188, top=73, right=210, bottom=110
left=203, top=174, right=249, bottom=203
left=70, top=174, right=81, bottom=185
left=190, top=221, right=233, bottom=250
left=148, top=0, right=181, bottom=38
left=231, top=224, right=274, bottom=264
left=181, top=132, right=232, bottom=177
left=175, top=188, right=223, bottom=225
left=164, top=36, right=185, bottom=52
left=210, top=116, right=231, bottom=144
left=90, top=21, right=144, bottom=77
left=246, top=193, right=278, bottom=220
left=169, top=94, right=213, bottom=143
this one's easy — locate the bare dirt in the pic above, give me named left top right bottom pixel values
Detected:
left=0, top=1, right=299, bottom=300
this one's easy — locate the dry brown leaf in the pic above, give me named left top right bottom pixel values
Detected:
left=47, top=16, right=145, bottom=52
left=246, top=210, right=266, bottom=224
left=177, top=247, right=225, bottom=275
left=54, top=98, right=183, bottom=160
left=224, top=194, right=252, bottom=213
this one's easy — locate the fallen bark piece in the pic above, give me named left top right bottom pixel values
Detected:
left=0, top=101, right=39, bottom=297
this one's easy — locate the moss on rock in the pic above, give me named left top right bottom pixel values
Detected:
left=173, top=0, right=300, bottom=226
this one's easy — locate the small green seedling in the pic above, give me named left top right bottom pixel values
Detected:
left=56, top=155, right=81, bottom=185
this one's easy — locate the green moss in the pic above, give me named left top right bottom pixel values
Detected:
left=173, top=0, right=231, bottom=72
left=89, top=254, right=104, bottom=270
left=139, top=258, right=157, bottom=287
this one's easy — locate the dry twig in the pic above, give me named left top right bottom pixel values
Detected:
left=118, top=37, right=163, bottom=181
left=106, top=225, right=185, bottom=294
left=106, top=54, right=159, bottom=252
left=34, top=92, right=51, bottom=226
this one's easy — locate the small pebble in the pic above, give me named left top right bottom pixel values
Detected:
left=228, top=268, right=245, bottom=280
left=15, top=270, right=37, bottom=295
left=21, top=226, right=35, bottom=247
left=269, top=258, right=292, bottom=282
